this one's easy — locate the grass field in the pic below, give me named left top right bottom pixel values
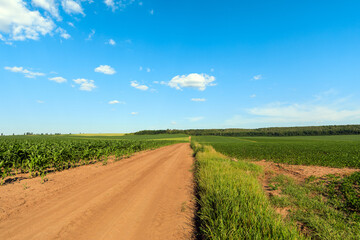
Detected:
left=193, top=135, right=360, bottom=168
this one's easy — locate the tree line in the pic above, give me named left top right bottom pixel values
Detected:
left=133, top=125, right=360, bottom=136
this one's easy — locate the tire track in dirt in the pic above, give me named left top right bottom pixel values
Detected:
left=0, top=143, right=195, bottom=240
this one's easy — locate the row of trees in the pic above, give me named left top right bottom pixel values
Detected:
left=134, top=125, right=360, bottom=137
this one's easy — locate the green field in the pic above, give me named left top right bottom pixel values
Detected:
left=193, top=135, right=360, bottom=168
left=0, top=134, right=187, bottom=183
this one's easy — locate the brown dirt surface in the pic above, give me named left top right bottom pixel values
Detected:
left=253, top=160, right=360, bottom=183
left=0, top=143, right=195, bottom=240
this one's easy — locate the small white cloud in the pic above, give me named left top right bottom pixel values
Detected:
left=149, top=9, right=154, bottom=15
left=191, top=98, right=206, bottom=102
left=139, top=66, right=143, bottom=71
left=73, top=78, right=96, bottom=91
left=4, top=66, right=45, bottom=78
left=252, top=74, right=262, bottom=81
left=56, top=27, right=71, bottom=39
left=250, top=94, right=256, bottom=98
left=104, top=0, right=116, bottom=11
left=32, top=0, right=60, bottom=20
left=168, top=73, right=216, bottom=91
left=68, top=22, right=75, bottom=27
left=146, top=67, right=151, bottom=73
left=104, top=0, right=136, bottom=11
left=131, top=112, right=138, bottom=115
left=61, top=0, right=84, bottom=15
left=153, top=81, right=159, bottom=84
left=187, top=116, right=204, bottom=122
left=210, top=68, right=214, bottom=72
left=171, top=121, right=176, bottom=125
left=36, top=100, right=44, bottom=104
left=95, top=65, right=116, bottom=75
left=130, top=81, right=149, bottom=91
left=108, top=39, right=116, bottom=45
left=49, top=76, right=67, bottom=83
left=108, top=100, right=125, bottom=104
left=86, top=29, right=95, bottom=40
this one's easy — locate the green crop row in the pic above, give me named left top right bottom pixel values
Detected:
left=0, top=137, right=172, bottom=183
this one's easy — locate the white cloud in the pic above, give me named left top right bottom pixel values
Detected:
left=56, top=27, right=70, bottom=39
left=104, top=0, right=115, bottom=11
left=36, top=100, right=44, bottom=103
left=49, top=76, right=67, bottom=83
left=168, top=73, right=216, bottom=91
left=139, top=2, right=143, bottom=6
left=94, top=65, right=116, bottom=75
left=32, top=0, right=60, bottom=20
left=250, top=94, right=256, bottom=98
left=4, top=66, right=45, bottom=78
left=139, top=66, right=143, bottom=71
left=0, top=0, right=55, bottom=41
left=67, top=22, right=75, bottom=27
left=86, top=29, right=95, bottom=40
left=73, top=78, right=96, bottom=91
left=130, top=81, right=149, bottom=91
left=131, top=112, right=138, bottom=115
left=61, top=0, right=84, bottom=15
left=225, top=100, right=360, bottom=127
left=210, top=68, right=214, bottom=72
left=149, top=9, right=154, bottom=15
left=187, top=116, right=204, bottom=122
left=104, top=0, right=135, bottom=11
left=108, top=100, right=125, bottom=104
left=153, top=81, right=159, bottom=84
left=108, top=38, right=116, bottom=45
left=252, top=74, right=262, bottom=81
left=191, top=98, right=206, bottom=102
left=146, top=67, right=151, bottom=72
left=171, top=121, right=176, bottom=125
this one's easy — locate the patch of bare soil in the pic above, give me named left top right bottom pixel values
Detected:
left=254, top=160, right=360, bottom=219
left=0, top=143, right=195, bottom=240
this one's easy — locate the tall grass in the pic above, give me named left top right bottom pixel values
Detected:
left=192, top=142, right=304, bottom=239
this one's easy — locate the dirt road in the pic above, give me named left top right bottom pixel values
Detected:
left=0, top=143, right=195, bottom=240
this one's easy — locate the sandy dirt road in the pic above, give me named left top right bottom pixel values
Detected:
left=0, top=143, right=195, bottom=240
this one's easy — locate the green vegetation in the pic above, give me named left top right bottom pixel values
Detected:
left=193, top=135, right=360, bottom=168
left=0, top=135, right=183, bottom=183
left=192, top=142, right=304, bottom=239
left=134, top=124, right=360, bottom=137
left=268, top=173, right=360, bottom=239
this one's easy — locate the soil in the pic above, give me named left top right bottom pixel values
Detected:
left=0, top=143, right=195, bottom=240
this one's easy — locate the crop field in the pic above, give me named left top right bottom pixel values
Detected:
left=0, top=134, right=185, bottom=183
left=193, top=135, right=360, bottom=168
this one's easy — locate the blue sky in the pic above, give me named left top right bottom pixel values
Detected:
left=1, top=0, right=360, bottom=134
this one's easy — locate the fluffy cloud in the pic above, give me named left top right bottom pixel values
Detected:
left=131, top=112, right=138, bottom=115
left=56, top=27, right=70, bottom=39
left=86, top=29, right=95, bottom=40
left=187, top=116, right=204, bottom=122
left=108, top=100, right=125, bottom=104
left=4, top=66, right=45, bottom=78
left=94, top=65, right=116, bottom=75
left=250, top=94, right=256, bottom=98
left=49, top=76, right=67, bottom=83
left=191, top=98, right=206, bottom=102
left=32, top=0, right=60, bottom=20
left=61, top=0, right=84, bottom=15
left=252, top=74, right=262, bottom=81
left=168, top=73, right=216, bottom=91
left=73, top=78, right=96, bottom=91
left=130, top=81, right=148, bottom=91
left=146, top=67, right=151, bottom=72
left=0, top=0, right=55, bottom=41
left=108, top=38, right=116, bottom=45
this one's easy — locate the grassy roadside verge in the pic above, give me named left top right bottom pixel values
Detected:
left=191, top=141, right=304, bottom=239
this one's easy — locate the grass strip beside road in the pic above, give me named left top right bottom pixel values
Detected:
left=191, top=142, right=304, bottom=239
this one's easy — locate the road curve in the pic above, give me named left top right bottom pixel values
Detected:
left=0, top=143, right=195, bottom=240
